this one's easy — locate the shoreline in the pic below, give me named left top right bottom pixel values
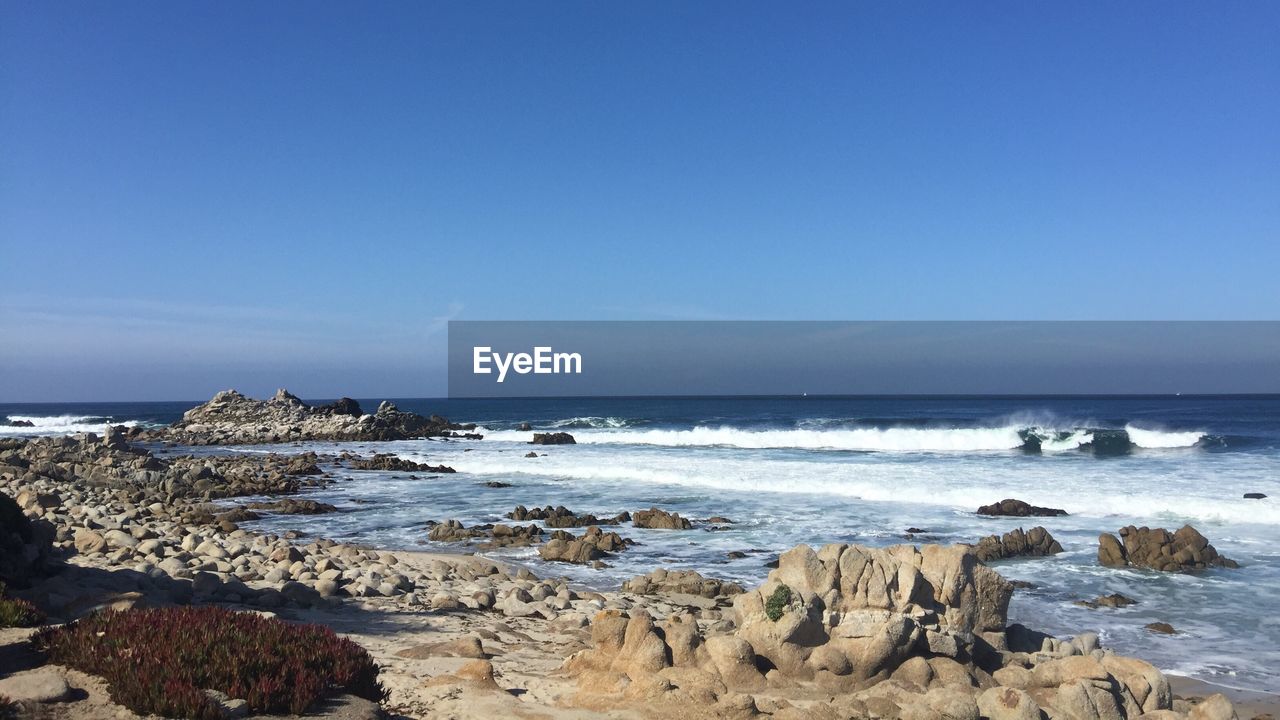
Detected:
left=1, top=393, right=1275, bottom=719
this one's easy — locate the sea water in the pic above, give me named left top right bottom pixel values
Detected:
left=4, top=395, right=1278, bottom=691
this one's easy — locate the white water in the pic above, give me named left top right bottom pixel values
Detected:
left=479, top=424, right=1205, bottom=452
left=0, top=414, right=139, bottom=437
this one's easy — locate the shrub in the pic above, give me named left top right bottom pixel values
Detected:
left=0, top=596, right=45, bottom=628
left=33, top=606, right=386, bottom=719
left=765, top=583, right=792, bottom=622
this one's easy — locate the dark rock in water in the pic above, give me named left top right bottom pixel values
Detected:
left=342, top=452, right=455, bottom=473
left=726, top=551, right=747, bottom=559
left=1009, top=580, right=1037, bottom=590
left=972, top=526, right=1063, bottom=562
left=538, top=526, right=632, bottom=564
left=1075, top=592, right=1137, bottom=609
left=706, top=516, right=734, bottom=524
left=531, top=432, right=576, bottom=445
left=1098, top=524, right=1238, bottom=572
left=1244, top=492, right=1267, bottom=500
left=1145, top=621, right=1176, bottom=635
left=622, top=568, right=743, bottom=599
left=977, top=498, right=1068, bottom=517
left=904, top=527, right=926, bottom=534
left=315, top=397, right=363, bottom=417
left=524, top=451, right=539, bottom=458
left=518, top=422, right=532, bottom=431
left=7, top=419, right=35, bottom=427
left=507, top=505, right=626, bottom=528
left=244, top=499, right=339, bottom=515
left=632, top=507, right=692, bottom=530
left=483, top=481, right=513, bottom=488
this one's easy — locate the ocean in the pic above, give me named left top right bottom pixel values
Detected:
left=4, top=395, right=1278, bottom=691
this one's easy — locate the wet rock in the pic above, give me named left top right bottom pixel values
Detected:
left=1098, top=525, right=1238, bottom=572
left=508, top=505, right=626, bottom=527
left=632, top=507, right=692, bottom=530
left=1075, top=592, right=1137, bottom=609
left=1243, top=492, right=1267, bottom=500
left=244, top=499, right=339, bottom=515
left=972, top=526, right=1063, bottom=562
left=977, top=498, right=1067, bottom=517
left=539, top=526, right=632, bottom=564
left=1145, top=622, right=1176, bottom=635
left=622, top=568, right=744, bottom=599
left=531, top=432, right=576, bottom=445
left=342, top=453, right=455, bottom=473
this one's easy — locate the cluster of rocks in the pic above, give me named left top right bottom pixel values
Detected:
left=1099, top=525, right=1239, bottom=572
left=971, top=526, right=1063, bottom=562
left=144, top=389, right=479, bottom=445
left=977, top=498, right=1068, bottom=517
left=506, top=505, right=629, bottom=527
left=633, top=506, right=693, bottom=530
left=566, top=541, right=1238, bottom=719
left=0, top=434, right=329, bottom=504
left=622, top=568, right=744, bottom=600
left=339, top=452, right=456, bottom=474
left=539, top=526, right=633, bottom=565
left=426, top=520, right=545, bottom=549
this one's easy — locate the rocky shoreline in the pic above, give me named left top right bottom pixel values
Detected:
left=0, top=391, right=1273, bottom=720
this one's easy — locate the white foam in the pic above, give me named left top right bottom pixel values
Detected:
left=1125, top=424, right=1205, bottom=449
left=0, top=414, right=138, bottom=437
left=482, top=425, right=1030, bottom=451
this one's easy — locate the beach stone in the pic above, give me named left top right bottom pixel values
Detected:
left=0, top=670, right=71, bottom=703
left=1188, top=694, right=1238, bottom=720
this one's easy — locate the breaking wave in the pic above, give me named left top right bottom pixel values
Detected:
left=479, top=423, right=1207, bottom=454
left=1, top=414, right=140, bottom=437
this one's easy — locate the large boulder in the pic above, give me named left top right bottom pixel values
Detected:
left=622, top=568, right=743, bottom=599
left=632, top=507, right=692, bottom=530
left=563, top=540, right=1227, bottom=719
left=531, top=432, right=576, bottom=445
left=539, top=526, right=631, bottom=564
left=0, top=490, right=55, bottom=587
left=1098, top=525, right=1237, bottom=572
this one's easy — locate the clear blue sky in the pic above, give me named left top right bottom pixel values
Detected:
left=2, top=2, right=1277, bottom=400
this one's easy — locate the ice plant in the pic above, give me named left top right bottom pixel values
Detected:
left=33, top=606, right=386, bottom=719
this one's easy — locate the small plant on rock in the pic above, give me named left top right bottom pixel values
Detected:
left=33, top=606, right=386, bottom=719
left=0, top=582, right=45, bottom=628
left=765, top=583, right=792, bottom=622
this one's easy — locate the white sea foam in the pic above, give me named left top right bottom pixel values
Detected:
left=480, top=424, right=1205, bottom=452
left=0, top=414, right=138, bottom=436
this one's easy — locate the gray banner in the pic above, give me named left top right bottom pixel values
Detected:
left=447, top=321, right=1280, bottom=397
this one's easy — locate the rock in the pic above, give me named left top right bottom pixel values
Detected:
left=517, top=422, right=533, bottom=431
left=245, top=499, right=339, bottom=515
left=1243, top=492, right=1266, bottom=500
left=1145, top=622, right=1176, bottom=634
left=7, top=419, right=35, bottom=427
left=154, top=388, right=474, bottom=444
left=1, top=490, right=54, bottom=585
left=1075, top=592, right=1137, bottom=609
left=397, top=635, right=487, bottom=659
left=508, top=504, right=625, bottom=527
left=1098, top=525, right=1238, bottom=572
left=632, top=507, right=692, bottom=530
left=622, top=568, right=744, bottom=599
left=73, top=528, right=107, bottom=555
left=1188, top=693, right=1238, bottom=720
left=344, top=453, right=454, bottom=473
left=539, top=526, right=631, bottom=564
left=0, top=670, right=72, bottom=703
left=525, top=451, right=539, bottom=458
left=977, top=499, right=1067, bottom=517
left=972, top=526, right=1063, bottom=562
left=531, top=432, right=576, bottom=445
left=978, top=686, right=1044, bottom=720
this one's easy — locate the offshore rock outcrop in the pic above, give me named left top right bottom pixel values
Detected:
left=147, top=389, right=478, bottom=445
left=977, top=498, right=1068, bottom=517
left=971, top=526, right=1063, bottom=562
left=1098, top=524, right=1238, bottom=572
left=566, top=541, right=1219, bottom=719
